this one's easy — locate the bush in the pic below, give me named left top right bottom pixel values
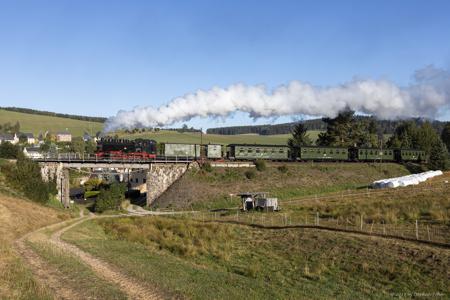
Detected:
left=245, top=169, right=256, bottom=179
left=94, top=183, right=126, bottom=213
left=277, top=165, right=288, bottom=173
left=201, top=162, right=213, bottom=172
left=1, top=156, right=56, bottom=203
left=0, top=142, right=21, bottom=159
left=254, top=160, right=266, bottom=172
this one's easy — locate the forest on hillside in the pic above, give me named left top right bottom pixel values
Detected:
left=206, top=117, right=446, bottom=135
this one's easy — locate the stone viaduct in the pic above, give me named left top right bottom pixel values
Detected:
left=39, top=161, right=194, bottom=208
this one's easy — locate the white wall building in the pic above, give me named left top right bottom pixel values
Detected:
left=56, top=132, right=72, bottom=142
left=0, top=133, right=19, bottom=145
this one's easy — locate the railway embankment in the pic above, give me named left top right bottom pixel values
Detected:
left=154, top=162, right=411, bottom=210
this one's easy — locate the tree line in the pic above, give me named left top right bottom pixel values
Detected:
left=207, top=117, right=446, bottom=136
left=288, top=110, right=450, bottom=170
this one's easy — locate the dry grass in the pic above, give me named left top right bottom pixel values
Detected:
left=155, top=162, right=410, bottom=210
left=100, top=216, right=234, bottom=259
left=282, top=172, right=450, bottom=224
left=63, top=216, right=450, bottom=299
left=0, top=193, right=68, bottom=299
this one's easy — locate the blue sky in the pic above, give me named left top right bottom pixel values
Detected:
left=0, top=0, right=449, bottom=128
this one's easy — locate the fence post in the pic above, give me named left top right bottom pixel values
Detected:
left=360, top=214, right=363, bottom=231
left=415, top=220, right=419, bottom=240
left=427, top=225, right=430, bottom=241
left=383, top=221, right=386, bottom=235
left=316, top=212, right=319, bottom=226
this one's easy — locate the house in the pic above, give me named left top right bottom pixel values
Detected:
left=56, top=132, right=72, bottom=142
left=19, top=133, right=35, bottom=144
left=23, top=147, right=44, bottom=159
left=0, top=133, right=19, bottom=145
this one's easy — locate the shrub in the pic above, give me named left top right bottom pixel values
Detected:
left=254, top=160, right=266, bottom=172
left=1, top=156, right=56, bottom=203
left=0, top=142, right=21, bottom=159
left=201, top=162, right=213, bottom=172
left=94, top=182, right=126, bottom=213
left=277, top=165, right=288, bottom=173
left=84, top=178, right=104, bottom=192
left=245, top=169, right=256, bottom=179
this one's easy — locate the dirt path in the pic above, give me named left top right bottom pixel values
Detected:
left=49, top=216, right=165, bottom=300
left=14, top=219, right=85, bottom=300
left=14, top=210, right=170, bottom=300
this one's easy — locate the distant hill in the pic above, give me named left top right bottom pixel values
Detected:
left=0, top=108, right=104, bottom=137
left=206, top=117, right=447, bottom=135
left=0, top=107, right=107, bottom=123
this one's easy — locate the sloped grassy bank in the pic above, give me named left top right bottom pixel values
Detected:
left=62, top=216, right=449, bottom=299
left=155, top=162, right=410, bottom=210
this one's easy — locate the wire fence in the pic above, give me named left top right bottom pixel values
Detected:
left=281, top=181, right=450, bottom=206
left=171, top=211, right=450, bottom=246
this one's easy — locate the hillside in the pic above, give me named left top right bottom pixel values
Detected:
left=154, top=162, right=411, bottom=210
left=61, top=214, right=449, bottom=299
left=0, top=193, right=68, bottom=299
left=0, top=109, right=103, bottom=137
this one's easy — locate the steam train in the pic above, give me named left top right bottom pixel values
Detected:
left=95, top=138, right=157, bottom=159
left=95, top=138, right=427, bottom=163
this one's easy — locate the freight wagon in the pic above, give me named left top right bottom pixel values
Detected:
left=163, top=143, right=201, bottom=158
left=205, top=144, right=223, bottom=159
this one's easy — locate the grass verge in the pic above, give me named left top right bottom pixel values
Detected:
left=62, top=216, right=450, bottom=299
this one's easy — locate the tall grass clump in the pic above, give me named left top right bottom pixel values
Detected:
left=254, top=160, right=266, bottom=171
left=245, top=169, right=256, bottom=179
left=99, top=217, right=234, bottom=259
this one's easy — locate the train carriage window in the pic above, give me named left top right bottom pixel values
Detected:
left=247, top=149, right=252, bottom=153
left=256, top=149, right=260, bottom=153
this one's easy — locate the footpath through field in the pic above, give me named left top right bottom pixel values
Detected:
left=14, top=208, right=191, bottom=300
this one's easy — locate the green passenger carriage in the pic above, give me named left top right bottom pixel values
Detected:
left=397, top=149, right=427, bottom=162
left=356, top=148, right=395, bottom=161
left=228, top=144, right=289, bottom=160
left=299, top=146, right=348, bottom=161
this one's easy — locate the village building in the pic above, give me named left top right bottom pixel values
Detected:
left=19, top=133, right=35, bottom=144
left=56, top=132, right=72, bottom=142
left=0, top=133, right=19, bottom=145
left=23, top=147, right=44, bottom=159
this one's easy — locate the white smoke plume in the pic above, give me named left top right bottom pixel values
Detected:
left=104, top=65, right=450, bottom=132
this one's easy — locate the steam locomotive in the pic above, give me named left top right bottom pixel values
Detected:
left=96, top=138, right=157, bottom=159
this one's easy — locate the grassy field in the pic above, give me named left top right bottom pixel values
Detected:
left=0, top=109, right=103, bottom=137
left=117, top=130, right=323, bottom=145
left=0, top=108, right=324, bottom=143
left=155, top=162, right=411, bottom=210
left=0, top=193, right=69, bottom=299
left=62, top=216, right=450, bottom=299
